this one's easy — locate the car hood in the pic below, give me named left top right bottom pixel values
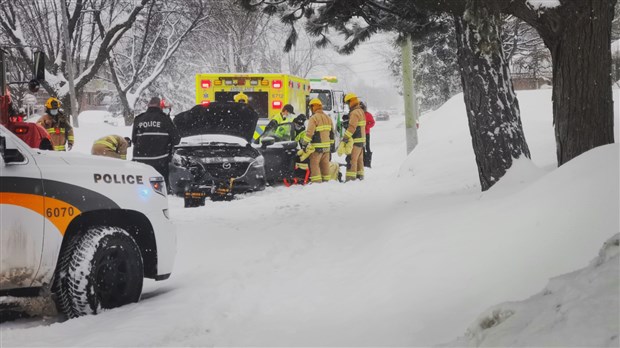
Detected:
left=174, top=102, right=259, bottom=143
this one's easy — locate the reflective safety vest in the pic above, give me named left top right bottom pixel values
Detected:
left=344, top=106, right=366, bottom=145
left=303, top=111, right=333, bottom=150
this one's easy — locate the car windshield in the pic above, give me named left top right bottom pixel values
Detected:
left=261, top=123, right=295, bottom=142
left=309, top=90, right=332, bottom=111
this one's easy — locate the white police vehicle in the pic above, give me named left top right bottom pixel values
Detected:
left=0, top=125, right=176, bottom=318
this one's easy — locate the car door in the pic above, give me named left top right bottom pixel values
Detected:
left=0, top=129, right=45, bottom=290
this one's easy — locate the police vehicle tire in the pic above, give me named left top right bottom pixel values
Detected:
left=56, top=226, right=144, bottom=318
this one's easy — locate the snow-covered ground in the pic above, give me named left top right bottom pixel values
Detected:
left=1, top=90, right=618, bottom=346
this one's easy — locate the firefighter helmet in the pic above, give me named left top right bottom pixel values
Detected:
left=234, top=92, right=248, bottom=103
left=343, top=93, right=357, bottom=103
left=45, top=97, right=61, bottom=110
left=309, top=98, right=322, bottom=107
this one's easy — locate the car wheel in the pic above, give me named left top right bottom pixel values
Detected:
left=55, top=226, right=144, bottom=318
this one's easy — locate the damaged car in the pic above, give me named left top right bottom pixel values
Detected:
left=170, top=102, right=266, bottom=207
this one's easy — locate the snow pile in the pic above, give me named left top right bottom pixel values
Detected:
left=527, top=0, right=561, bottom=10
left=445, top=233, right=619, bottom=347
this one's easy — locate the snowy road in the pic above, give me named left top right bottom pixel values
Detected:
left=1, top=90, right=618, bottom=346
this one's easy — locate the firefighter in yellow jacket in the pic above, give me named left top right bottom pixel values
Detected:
left=36, top=97, right=74, bottom=151
left=91, top=135, right=132, bottom=160
left=343, top=93, right=366, bottom=181
left=301, top=98, right=334, bottom=183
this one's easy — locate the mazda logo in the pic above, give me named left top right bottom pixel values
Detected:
left=222, top=162, right=231, bottom=169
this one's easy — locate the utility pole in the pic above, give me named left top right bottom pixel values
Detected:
left=60, top=0, right=79, bottom=127
left=227, top=33, right=235, bottom=73
left=401, top=35, right=418, bottom=154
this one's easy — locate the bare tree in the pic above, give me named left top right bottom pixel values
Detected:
left=0, top=0, right=151, bottom=123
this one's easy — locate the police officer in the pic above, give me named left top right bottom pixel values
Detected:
left=132, top=97, right=180, bottom=189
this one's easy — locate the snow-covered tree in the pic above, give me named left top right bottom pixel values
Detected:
left=0, top=0, right=151, bottom=122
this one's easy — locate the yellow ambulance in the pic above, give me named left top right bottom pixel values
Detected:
left=195, top=73, right=311, bottom=140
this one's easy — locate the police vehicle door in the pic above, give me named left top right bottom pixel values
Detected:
left=0, top=131, right=44, bottom=290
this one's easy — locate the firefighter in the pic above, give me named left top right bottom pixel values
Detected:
left=233, top=92, right=249, bottom=103
left=301, top=98, right=333, bottom=183
left=91, top=135, right=132, bottom=160
left=132, top=97, right=180, bottom=190
left=360, top=101, right=375, bottom=168
left=264, top=104, right=294, bottom=134
left=342, top=93, right=366, bottom=181
left=36, top=97, right=74, bottom=151
left=160, top=99, right=173, bottom=117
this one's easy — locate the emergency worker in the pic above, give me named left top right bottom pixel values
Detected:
left=132, top=97, right=180, bottom=189
left=233, top=92, right=249, bottom=103
left=360, top=101, right=375, bottom=168
left=342, top=93, right=366, bottom=181
left=36, top=97, right=74, bottom=151
left=301, top=98, right=333, bottom=183
left=160, top=99, right=173, bottom=117
left=265, top=104, right=294, bottom=133
left=91, top=135, right=132, bottom=160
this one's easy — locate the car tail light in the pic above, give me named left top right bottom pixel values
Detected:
left=201, top=80, right=211, bottom=89
left=272, top=80, right=282, bottom=89
left=272, top=100, right=282, bottom=109
left=13, top=126, right=28, bottom=134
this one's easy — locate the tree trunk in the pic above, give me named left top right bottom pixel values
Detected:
left=454, top=0, right=531, bottom=191
left=545, top=1, right=615, bottom=165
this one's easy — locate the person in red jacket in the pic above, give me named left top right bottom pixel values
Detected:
left=360, top=102, right=375, bottom=168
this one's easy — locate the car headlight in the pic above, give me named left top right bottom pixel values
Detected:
left=252, top=155, right=265, bottom=167
left=150, top=176, right=166, bottom=197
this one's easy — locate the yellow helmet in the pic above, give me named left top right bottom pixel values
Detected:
left=45, top=97, right=62, bottom=109
left=309, top=98, right=322, bottom=107
left=343, top=93, right=357, bottom=103
left=234, top=92, right=248, bottom=103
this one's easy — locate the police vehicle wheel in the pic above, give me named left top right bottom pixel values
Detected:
left=56, top=226, right=143, bottom=318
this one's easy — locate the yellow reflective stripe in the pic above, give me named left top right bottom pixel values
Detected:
left=315, top=125, right=331, bottom=131
left=47, top=128, right=66, bottom=134
left=53, top=145, right=65, bottom=151
left=67, top=136, right=74, bottom=141
left=120, top=155, right=127, bottom=160
left=357, top=121, right=366, bottom=126
left=312, top=142, right=331, bottom=148
left=310, top=175, right=322, bottom=182
left=302, top=135, right=312, bottom=143
left=95, top=140, right=116, bottom=149
left=106, top=136, right=118, bottom=145
left=322, top=175, right=331, bottom=181
left=296, top=163, right=308, bottom=170
left=344, top=130, right=353, bottom=138
left=353, top=138, right=366, bottom=143
left=346, top=171, right=357, bottom=177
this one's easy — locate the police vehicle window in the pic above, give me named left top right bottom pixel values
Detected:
left=309, top=90, right=332, bottom=111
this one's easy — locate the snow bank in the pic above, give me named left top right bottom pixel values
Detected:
left=444, top=233, right=619, bottom=347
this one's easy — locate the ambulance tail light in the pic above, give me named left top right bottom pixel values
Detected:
left=201, top=80, right=211, bottom=89
left=261, top=80, right=269, bottom=86
left=250, top=80, right=259, bottom=86
left=214, top=80, right=222, bottom=86
left=272, top=80, right=282, bottom=89
left=150, top=176, right=166, bottom=197
left=201, top=100, right=211, bottom=106
left=272, top=100, right=282, bottom=109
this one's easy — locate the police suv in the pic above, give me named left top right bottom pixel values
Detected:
left=0, top=125, right=176, bottom=318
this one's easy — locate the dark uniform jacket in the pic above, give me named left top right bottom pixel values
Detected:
left=132, top=107, right=180, bottom=161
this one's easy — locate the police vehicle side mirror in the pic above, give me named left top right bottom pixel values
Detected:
left=261, top=136, right=275, bottom=148
left=0, top=135, right=25, bottom=164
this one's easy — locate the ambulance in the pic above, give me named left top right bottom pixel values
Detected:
left=195, top=73, right=311, bottom=141
left=309, top=76, right=346, bottom=139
